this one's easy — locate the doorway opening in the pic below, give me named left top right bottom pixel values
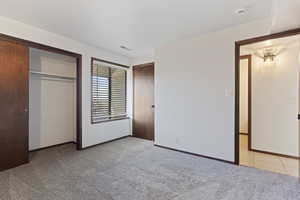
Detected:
left=239, top=55, right=252, bottom=151
left=235, top=29, right=300, bottom=177
left=133, top=63, right=155, bottom=141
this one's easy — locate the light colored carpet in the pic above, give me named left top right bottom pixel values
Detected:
left=0, top=137, right=299, bottom=200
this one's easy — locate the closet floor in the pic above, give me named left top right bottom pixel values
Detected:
left=240, top=134, right=299, bottom=177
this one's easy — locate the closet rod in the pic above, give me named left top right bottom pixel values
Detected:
left=30, top=71, right=76, bottom=80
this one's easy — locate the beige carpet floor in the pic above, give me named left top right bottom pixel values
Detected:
left=0, top=137, right=299, bottom=200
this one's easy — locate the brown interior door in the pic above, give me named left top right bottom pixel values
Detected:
left=0, top=40, right=29, bottom=171
left=133, top=63, right=154, bottom=141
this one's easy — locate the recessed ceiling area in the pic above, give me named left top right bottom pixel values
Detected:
left=0, top=0, right=273, bottom=58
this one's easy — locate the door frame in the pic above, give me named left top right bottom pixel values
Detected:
left=234, top=28, right=300, bottom=165
left=132, top=62, right=155, bottom=141
left=239, top=55, right=252, bottom=151
left=0, top=33, right=83, bottom=150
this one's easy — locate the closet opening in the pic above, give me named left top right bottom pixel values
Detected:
left=0, top=33, right=82, bottom=171
left=29, top=48, right=79, bottom=151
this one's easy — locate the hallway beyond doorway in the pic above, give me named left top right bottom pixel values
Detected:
left=240, top=134, right=299, bottom=177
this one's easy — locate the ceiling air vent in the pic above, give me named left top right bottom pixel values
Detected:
left=120, top=45, right=132, bottom=51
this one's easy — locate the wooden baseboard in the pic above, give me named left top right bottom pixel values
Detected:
left=154, top=144, right=235, bottom=165
left=29, top=141, right=76, bottom=152
left=250, top=148, right=300, bottom=160
left=81, top=135, right=131, bottom=150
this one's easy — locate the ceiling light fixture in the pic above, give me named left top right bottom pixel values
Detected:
left=254, top=45, right=284, bottom=65
left=263, top=52, right=276, bottom=63
left=262, top=48, right=280, bottom=63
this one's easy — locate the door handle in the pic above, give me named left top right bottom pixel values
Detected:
left=151, top=105, right=155, bottom=108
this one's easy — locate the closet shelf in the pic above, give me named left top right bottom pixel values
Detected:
left=30, top=71, right=76, bottom=80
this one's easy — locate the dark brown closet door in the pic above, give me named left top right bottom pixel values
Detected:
left=133, top=63, right=154, bottom=141
left=0, top=40, right=29, bottom=171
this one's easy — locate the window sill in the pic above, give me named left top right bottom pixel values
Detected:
left=91, top=117, right=130, bottom=124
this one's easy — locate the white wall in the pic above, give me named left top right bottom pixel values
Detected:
left=155, top=19, right=271, bottom=162
left=239, top=59, right=249, bottom=134
left=250, top=43, right=299, bottom=157
left=0, top=16, right=132, bottom=148
left=29, top=49, right=77, bottom=150
left=271, top=0, right=300, bottom=33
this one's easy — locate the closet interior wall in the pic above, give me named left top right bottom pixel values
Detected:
left=29, top=48, right=77, bottom=151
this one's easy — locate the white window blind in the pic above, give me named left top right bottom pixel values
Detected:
left=92, top=62, right=127, bottom=123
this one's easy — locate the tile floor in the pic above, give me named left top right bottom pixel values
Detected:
left=239, top=134, right=299, bottom=177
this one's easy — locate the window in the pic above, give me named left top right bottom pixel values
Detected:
left=91, top=58, right=127, bottom=123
